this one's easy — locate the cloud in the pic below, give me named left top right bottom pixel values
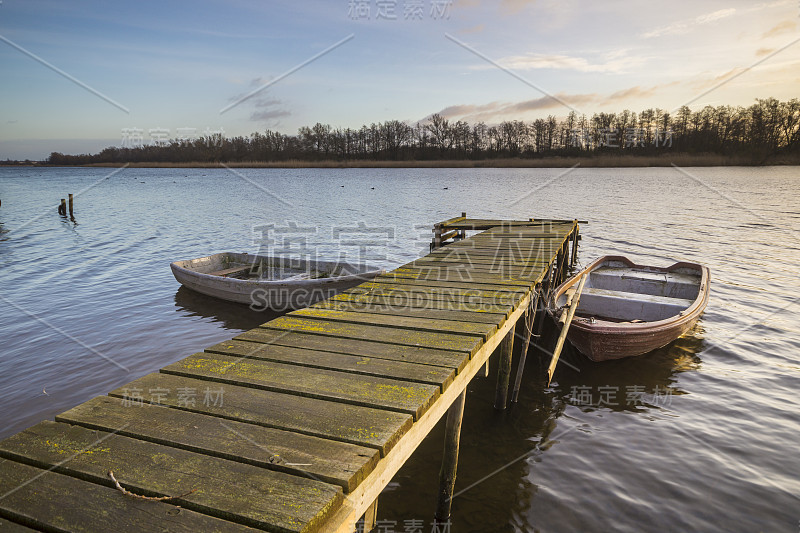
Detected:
left=762, top=20, right=797, bottom=38
left=248, top=96, right=290, bottom=123
left=602, top=86, right=658, bottom=104
left=487, top=51, right=644, bottom=73
left=225, top=79, right=290, bottom=123
left=425, top=85, right=666, bottom=123
left=641, top=8, right=737, bottom=38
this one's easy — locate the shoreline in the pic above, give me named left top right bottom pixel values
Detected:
left=4, top=153, right=800, bottom=168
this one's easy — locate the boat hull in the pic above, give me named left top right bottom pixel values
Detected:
left=548, top=256, right=709, bottom=361
left=170, top=252, right=383, bottom=310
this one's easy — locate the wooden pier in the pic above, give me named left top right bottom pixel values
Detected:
left=0, top=216, right=580, bottom=533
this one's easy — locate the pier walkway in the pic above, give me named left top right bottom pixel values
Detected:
left=0, top=216, right=580, bottom=533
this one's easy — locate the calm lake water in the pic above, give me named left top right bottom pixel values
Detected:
left=0, top=166, right=798, bottom=532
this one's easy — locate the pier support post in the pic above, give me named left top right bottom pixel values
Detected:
left=359, top=498, right=378, bottom=532
left=570, top=223, right=580, bottom=269
left=511, top=288, right=539, bottom=403
left=432, top=223, right=442, bottom=251
left=435, top=389, right=466, bottom=524
left=58, top=198, right=67, bottom=216
left=68, top=193, right=74, bottom=218
left=494, top=326, right=515, bottom=410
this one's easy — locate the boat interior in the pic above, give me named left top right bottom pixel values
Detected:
left=561, top=260, right=702, bottom=323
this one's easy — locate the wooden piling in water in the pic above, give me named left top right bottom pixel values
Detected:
left=494, top=326, right=515, bottom=410
left=68, top=194, right=74, bottom=218
left=359, top=498, right=378, bottom=533
left=511, top=288, right=539, bottom=403
left=435, top=389, right=466, bottom=523
left=58, top=199, right=67, bottom=216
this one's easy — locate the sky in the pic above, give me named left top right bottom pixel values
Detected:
left=1, top=0, right=798, bottom=159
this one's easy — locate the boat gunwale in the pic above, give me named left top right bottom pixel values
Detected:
left=170, top=252, right=385, bottom=288
left=548, top=255, right=710, bottom=336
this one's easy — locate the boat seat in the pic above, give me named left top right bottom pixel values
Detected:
left=589, top=267, right=700, bottom=299
left=577, top=287, right=694, bottom=322
left=207, top=265, right=253, bottom=277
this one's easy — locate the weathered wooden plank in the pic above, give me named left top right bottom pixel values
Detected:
left=328, top=292, right=512, bottom=316
left=344, top=284, right=523, bottom=308
left=290, top=307, right=496, bottom=340
left=411, top=255, right=553, bottom=267
left=0, top=518, right=37, bottom=532
left=107, top=373, right=412, bottom=456
left=312, top=298, right=507, bottom=325
left=372, top=274, right=531, bottom=292
left=201, top=340, right=455, bottom=389
left=406, top=257, right=550, bottom=270
left=162, top=352, right=440, bottom=420
left=405, top=261, right=548, bottom=282
left=353, top=280, right=526, bottom=300
left=56, top=395, right=379, bottom=492
left=0, top=421, right=343, bottom=533
left=260, top=317, right=483, bottom=356
left=227, top=331, right=468, bottom=372
left=389, top=268, right=535, bottom=288
left=0, top=459, right=258, bottom=532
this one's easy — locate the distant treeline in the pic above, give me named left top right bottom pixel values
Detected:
left=47, top=98, right=799, bottom=165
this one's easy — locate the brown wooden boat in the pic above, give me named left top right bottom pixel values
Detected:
left=547, top=256, right=709, bottom=361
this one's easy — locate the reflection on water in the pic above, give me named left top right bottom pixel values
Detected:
left=552, top=324, right=706, bottom=413
left=173, top=286, right=284, bottom=331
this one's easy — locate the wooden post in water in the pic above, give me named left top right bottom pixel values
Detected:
left=555, top=248, right=564, bottom=286
left=570, top=223, right=580, bottom=269
left=511, top=288, right=539, bottom=403
left=432, top=223, right=442, bottom=251
left=68, top=193, right=74, bottom=218
left=359, top=498, right=378, bottom=533
left=494, top=326, right=515, bottom=410
left=58, top=198, right=67, bottom=216
left=458, top=211, right=466, bottom=241
left=434, top=389, right=467, bottom=523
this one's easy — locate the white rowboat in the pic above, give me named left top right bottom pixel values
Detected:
left=170, top=252, right=384, bottom=310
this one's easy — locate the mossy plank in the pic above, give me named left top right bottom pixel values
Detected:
left=56, top=395, right=378, bottom=492
left=290, top=307, right=496, bottom=340
left=391, top=267, right=538, bottom=287
left=0, top=421, right=342, bottom=533
left=162, top=352, right=440, bottom=420
left=312, top=299, right=507, bottom=325
left=351, top=281, right=526, bottom=301
left=406, top=261, right=548, bottom=281
left=0, top=459, right=257, bottom=532
left=228, top=331, right=468, bottom=372
left=384, top=271, right=534, bottom=290
left=107, top=373, right=412, bottom=456
left=428, top=246, right=556, bottom=258
left=202, top=341, right=455, bottom=389
left=260, top=316, right=483, bottom=356
left=371, top=275, right=529, bottom=293
left=412, top=255, right=551, bottom=267
left=328, top=292, right=511, bottom=316
left=343, top=286, right=522, bottom=309
left=0, top=519, right=37, bottom=532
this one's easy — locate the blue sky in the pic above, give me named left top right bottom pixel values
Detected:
left=1, top=0, right=798, bottom=159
